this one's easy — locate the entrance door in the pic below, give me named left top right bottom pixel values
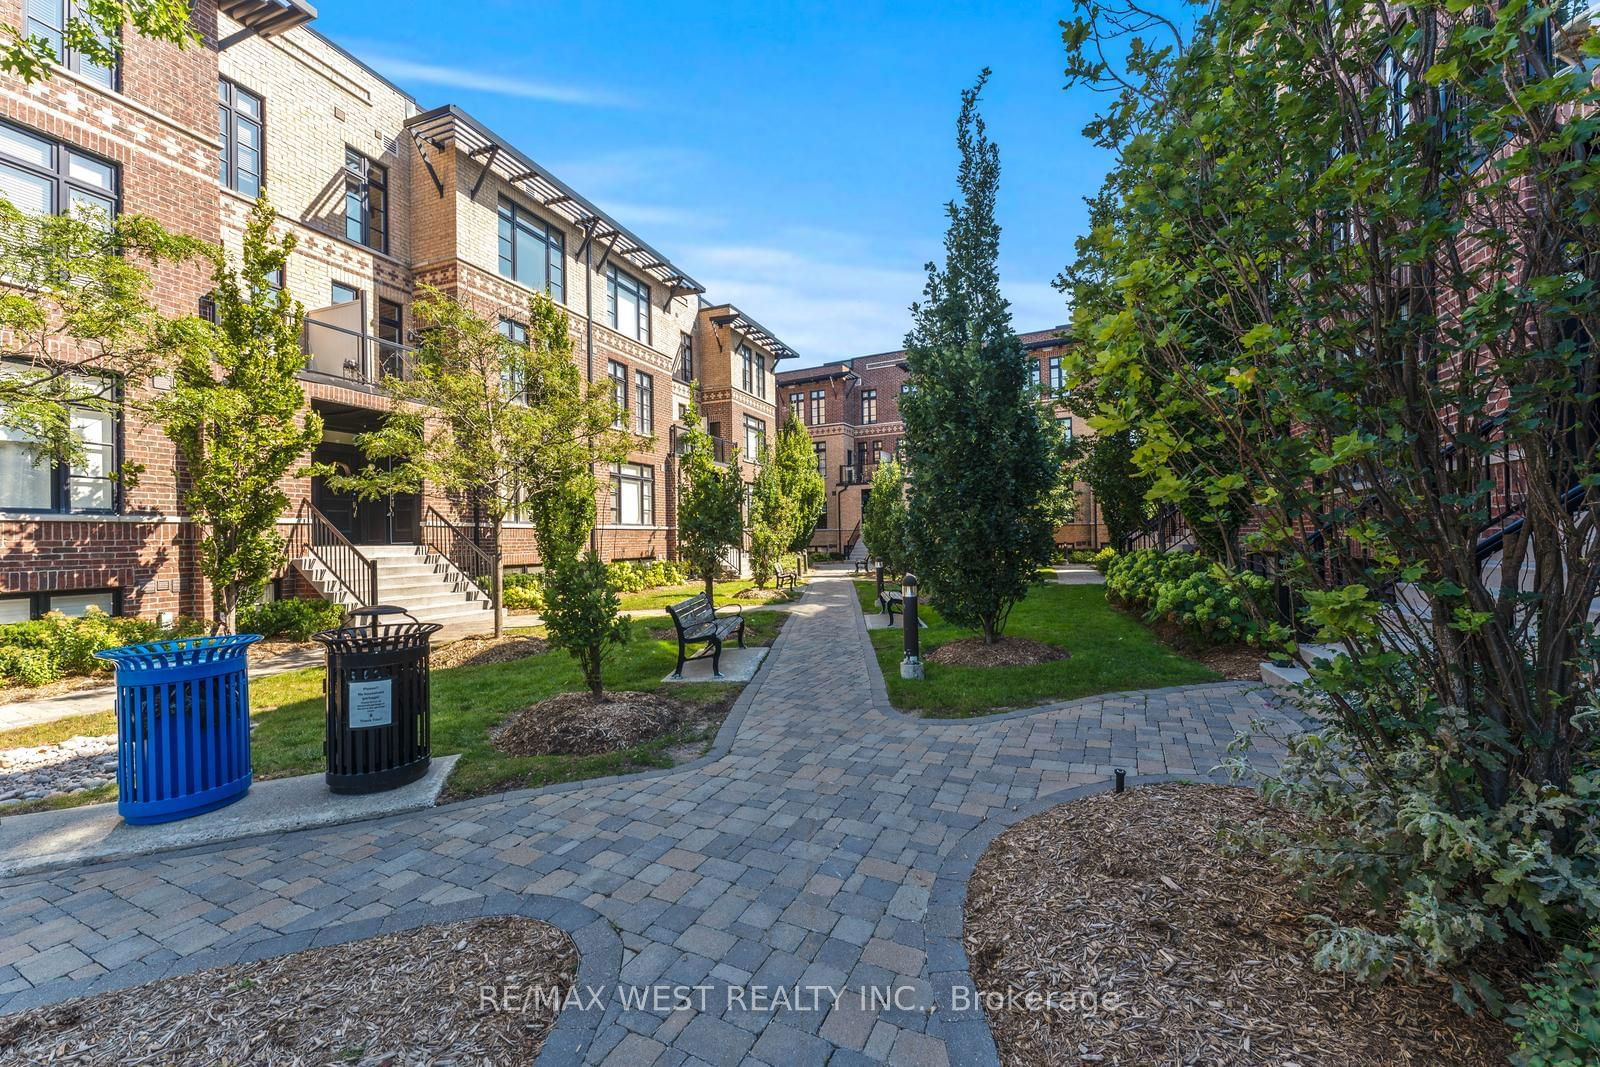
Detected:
left=310, top=442, right=419, bottom=545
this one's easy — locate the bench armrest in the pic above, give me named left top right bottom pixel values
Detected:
left=715, top=603, right=744, bottom=619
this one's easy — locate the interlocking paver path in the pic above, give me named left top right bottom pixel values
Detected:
left=0, top=572, right=1296, bottom=1065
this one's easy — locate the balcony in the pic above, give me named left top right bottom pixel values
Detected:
left=839, top=463, right=880, bottom=486
left=670, top=425, right=738, bottom=465
left=301, top=308, right=416, bottom=392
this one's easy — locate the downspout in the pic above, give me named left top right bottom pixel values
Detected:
left=585, top=225, right=599, bottom=559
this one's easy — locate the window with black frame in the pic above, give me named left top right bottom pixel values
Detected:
left=675, top=332, right=693, bottom=383
left=498, top=198, right=565, bottom=301
left=25, top=1, right=116, bottom=89
left=861, top=389, right=877, bottom=424
left=610, top=462, right=654, bottom=525
left=0, top=363, right=119, bottom=514
left=608, top=360, right=628, bottom=429
left=0, top=119, right=117, bottom=223
left=606, top=265, right=650, bottom=342
left=635, top=370, right=653, bottom=435
left=218, top=78, right=263, bottom=196
left=343, top=148, right=387, bottom=252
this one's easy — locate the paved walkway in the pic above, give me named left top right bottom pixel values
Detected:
left=0, top=571, right=1295, bottom=1065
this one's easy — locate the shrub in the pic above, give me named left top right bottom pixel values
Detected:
left=603, top=560, right=688, bottom=594
left=1512, top=932, right=1600, bottom=1066
left=236, top=597, right=346, bottom=641
left=500, top=572, right=545, bottom=612
left=542, top=554, right=630, bottom=699
left=0, top=609, right=177, bottom=688
left=1090, top=546, right=1117, bottom=573
left=1105, top=549, right=1279, bottom=646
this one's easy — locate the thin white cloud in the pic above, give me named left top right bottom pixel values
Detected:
left=364, top=55, right=630, bottom=107
left=684, top=242, right=1068, bottom=366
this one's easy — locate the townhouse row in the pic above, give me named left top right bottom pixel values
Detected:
left=775, top=328, right=1109, bottom=556
left=0, top=0, right=797, bottom=625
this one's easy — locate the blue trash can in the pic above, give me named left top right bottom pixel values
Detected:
left=94, top=635, right=262, bottom=825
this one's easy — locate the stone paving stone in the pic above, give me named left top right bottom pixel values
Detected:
left=0, top=573, right=1295, bottom=1064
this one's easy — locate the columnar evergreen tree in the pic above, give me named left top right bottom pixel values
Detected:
left=746, top=443, right=793, bottom=588
left=676, top=393, right=745, bottom=601
left=861, top=460, right=910, bottom=579
left=774, top=413, right=826, bottom=562
left=330, top=287, right=628, bottom=635
left=161, top=197, right=321, bottom=634
left=900, top=70, right=1062, bottom=643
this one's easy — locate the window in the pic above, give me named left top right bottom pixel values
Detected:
left=1381, top=48, right=1412, bottom=137
left=861, top=389, right=877, bottom=424
left=872, top=440, right=886, bottom=467
left=0, top=589, right=118, bottom=622
left=676, top=332, right=693, bottom=383
left=606, top=265, right=649, bottom=342
left=789, top=392, right=804, bottom=422
left=0, top=120, right=117, bottom=223
left=754, top=352, right=767, bottom=399
left=738, top=344, right=754, bottom=393
left=1046, top=356, right=1063, bottom=393
left=497, top=198, right=564, bottom=302
left=814, top=441, right=826, bottom=477
left=25, top=1, right=116, bottom=88
left=331, top=281, right=361, bottom=305
left=377, top=298, right=405, bottom=379
left=1057, top=416, right=1073, bottom=442
left=1, top=368, right=118, bottom=514
left=497, top=318, right=528, bottom=400
left=743, top=416, right=765, bottom=461
left=635, top=370, right=653, bottom=435
left=610, top=463, right=654, bottom=526
left=608, top=360, right=628, bottom=429
left=895, top=438, right=906, bottom=462
left=343, top=148, right=387, bottom=252
left=810, top=389, right=825, bottom=425
left=497, top=318, right=528, bottom=344
left=218, top=79, right=262, bottom=196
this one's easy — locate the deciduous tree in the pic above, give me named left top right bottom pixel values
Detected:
left=676, top=393, right=744, bottom=602
left=2, top=1, right=196, bottom=85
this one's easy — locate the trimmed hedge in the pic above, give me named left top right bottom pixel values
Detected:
left=1105, top=549, right=1277, bottom=646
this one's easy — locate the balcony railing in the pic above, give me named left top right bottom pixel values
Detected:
left=669, top=425, right=738, bottom=465
left=839, top=463, right=879, bottom=486
left=301, top=317, right=416, bottom=390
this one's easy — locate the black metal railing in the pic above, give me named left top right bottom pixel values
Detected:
left=839, top=463, right=879, bottom=487
left=669, top=425, right=737, bottom=465
left=421, top=505, right=498, bottom=592
left=843, top=519, right=863, bottom=557
left=286, top=500, right=378, bottom=608
left=1122, top=503, right=1190, bottom=552
left=301, top=317, right=417, bottom=389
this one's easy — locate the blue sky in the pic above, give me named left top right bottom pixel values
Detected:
left=314, top=1, right=1181, bottom=367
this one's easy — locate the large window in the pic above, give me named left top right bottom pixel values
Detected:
left=860, top=389, right=877, bottom=425
left=608, top=360, right=628, bottom=429
left=498, top=318, right=528, bottom=401
left=813, top=441, right=826, bottom=477
left=0, top=588, right=118, bottom=623
left=810, top=389, right=825, bottom=425
left=217, top=78, right=262, bottom=197
left=343, top=148, right=386, bottom=252
left=754, top=352, right=767, bottom=399
left=635, top=370, right=653, bottom=435
left=1046, top=355, right=1063, bottom=393
left=743, top=415, right=765, bottom=461
left=675, top=332, right=693, bottom=383
left=1, top=369, right=118, bottom=514
left=738, top=344, right=754, bottom=393
left=606, top=265, right=650, bottom=342
left=498, top=198, right=564, bottom=302
left=1057, top=416, right=1073, bottom=443
left=610, top=462, right=654, bottom=526
left=789, top=392, right=804, bottom=422
left=0, top=120, right=117, bottom=222
left=25, top=2, right=116, bottom=88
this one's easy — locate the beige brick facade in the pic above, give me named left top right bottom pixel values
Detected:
left=0, top=5, right=798, bottom=620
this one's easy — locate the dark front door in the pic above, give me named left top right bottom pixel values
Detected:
left=311, top=442, right=418, bottom=545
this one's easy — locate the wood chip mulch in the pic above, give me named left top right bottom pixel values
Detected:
left=0, top=917, right=577, bottom=1067
left=493, top=690, right=688, bottom=756
left=430, top=634, right=549, bottom=671
left=927, top=636, right=1070, bottom=668
left=964, top=783, right=1511, bottom=1066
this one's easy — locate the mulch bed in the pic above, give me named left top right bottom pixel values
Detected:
left=927, top=637, right=1069, bottom=668
left=430, top=634, right=548, bottom=671
left=0, top=917, right=577, bottom=1066
left=493, top=691, right=689, bottom=756
left=1140, top=615, right=1268, bottom=682
left=965, top=783, right=1511, bottom=1066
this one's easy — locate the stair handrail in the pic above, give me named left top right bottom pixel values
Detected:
left=420, top=505, right=500, bottom=597
left=286, top=500, right=379, bottom=608
left=843, top=518, right=863, bottom=557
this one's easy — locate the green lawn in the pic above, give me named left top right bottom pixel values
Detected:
left=617, top=581, right=803, bottom=614
left=857, top=581, right=1217, bottom=718
left=0, top=612, right=784, bottom=813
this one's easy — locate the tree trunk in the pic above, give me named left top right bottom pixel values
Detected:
left=585, top=647, right=604, bottom=701
left=703, top=567, right=714, bottom=604
left=491, top=521, right=505, bottom=637
left=217, top=585, right=238, bottom=636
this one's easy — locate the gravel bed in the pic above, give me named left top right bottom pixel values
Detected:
left=0, top=734, right=116, bottom=804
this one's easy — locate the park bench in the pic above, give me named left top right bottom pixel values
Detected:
left=666, top=593, right=746, bottom=679
left=875, top=568, right=904, bottom=623
left=774, top=566, right=799, bottom=592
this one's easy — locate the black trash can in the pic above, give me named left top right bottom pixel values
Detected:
left=313, top=606, right=442, bottom=794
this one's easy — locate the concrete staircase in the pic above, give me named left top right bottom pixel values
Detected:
left=292, top=544, right=496, bottom=636
left=847, top=538, right=869, bottom=565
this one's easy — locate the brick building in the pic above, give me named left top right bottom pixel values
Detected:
left=775, top=327, right=1107, bottom=556
left=0, top=1, right=795, bottom=626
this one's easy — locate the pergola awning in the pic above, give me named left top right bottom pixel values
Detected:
left=217, top=0, right=316, bottom=39
left=706, top=305, right=797, bottom=362
left=404, top=105, right=705, bottom=297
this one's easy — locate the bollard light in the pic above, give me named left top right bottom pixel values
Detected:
left=900, top=572, right=923, bottom=680
left=1114, top=768, right=1126, bottom=793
